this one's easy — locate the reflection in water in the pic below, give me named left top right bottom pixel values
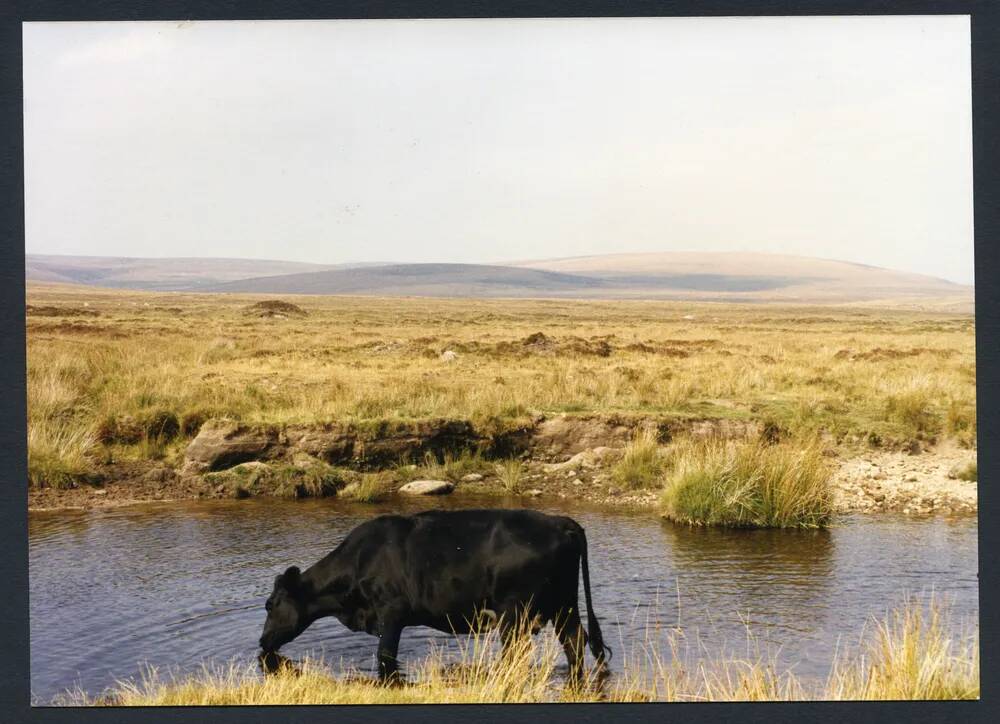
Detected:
left=660, top=523, right=835, bottom=646
left=29, top=497, right=978, bottom=703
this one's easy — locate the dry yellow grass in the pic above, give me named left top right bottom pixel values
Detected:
left=827, top=596, right=980, bottom=700
left=493, top=458, right=525, bottom=494
left=26, top=283, right=975, bottom=487
left=67, top=597, right=976, bottom=705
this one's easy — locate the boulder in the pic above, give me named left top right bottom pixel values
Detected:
left=591, top=446, right=620, bottom=460
left=461, top=473, right=484, bottom=482
left=184, top=419, right=279, bottom=471
left=541, top=446, right=624, bottom=473
left=398, top=480, right=454, bottom=496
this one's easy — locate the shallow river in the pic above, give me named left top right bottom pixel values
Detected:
left=29, top=496, right=978, bottom=703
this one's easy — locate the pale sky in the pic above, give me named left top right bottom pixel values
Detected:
left=23, top=17, right=974, bottom=284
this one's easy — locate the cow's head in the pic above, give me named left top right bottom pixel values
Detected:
left=259, top=566, right=312, bottom=653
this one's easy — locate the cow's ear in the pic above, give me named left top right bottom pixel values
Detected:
left=282, top=566, right=301, bottom=592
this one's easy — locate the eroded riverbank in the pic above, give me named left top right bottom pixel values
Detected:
left=28, top=415, right=977, bottom=516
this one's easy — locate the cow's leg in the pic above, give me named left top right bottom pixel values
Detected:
left=376, top=614, right=404, bottom=682
left=497, top=609, right=518, bottom=660
left=496, top=600, right=530, bottom=663
left=555, top=608, right=587, bottom=686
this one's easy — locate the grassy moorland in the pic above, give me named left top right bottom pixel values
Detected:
left=67, top=598, right=976, bottom=705
left=26, top=283, right=976, bottom=518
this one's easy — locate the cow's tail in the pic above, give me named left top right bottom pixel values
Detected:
left=578, top=526, right=611, bottom=668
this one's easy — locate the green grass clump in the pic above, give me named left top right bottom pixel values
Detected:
left=660, top=439, right=833, bottom=528
left=611, top=428, right=665, bottom=489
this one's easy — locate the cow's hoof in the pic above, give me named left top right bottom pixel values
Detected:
left=380, top=673, right=408, bottom=688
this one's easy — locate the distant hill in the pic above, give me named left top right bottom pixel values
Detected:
left=510, top=252, right=970, bottom=304
left=25, top=252, right=973, bottom=309
left=25, top=254, right=376, bottom=291
left=201, top=263, right=606, bottom=297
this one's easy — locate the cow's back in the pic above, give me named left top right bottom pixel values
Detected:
left=394, top=509, right=584, bottom=629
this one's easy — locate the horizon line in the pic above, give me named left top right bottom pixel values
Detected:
left=25, top=250, right=974, bottom=287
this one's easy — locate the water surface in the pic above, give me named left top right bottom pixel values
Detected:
left=29, top=496, right=978, bottom=702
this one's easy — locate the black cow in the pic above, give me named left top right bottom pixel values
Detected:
left=259, top=508, right=610, bottom=681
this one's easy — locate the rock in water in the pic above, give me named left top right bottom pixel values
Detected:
left=398, top=480, right=454, bottom=496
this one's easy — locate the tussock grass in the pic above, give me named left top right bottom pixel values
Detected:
left=950, top=461, right=977, bottom=482
left=95, top=408, right=180, bottom=445
left=945, top=398, right=977, bottom=447
left=659, top=438, right=833, bottom=528
left=400, top=450, right=491, bottom=483
left=26, top=286, right=976, bottom=487
left=27, top=419, right=97, bottom=489
left=611, top=428, right=666, bottom=489
left=70, top=598, right=976, bottom=705
left=340, top=472, right=393, bottom=503
left=494, top=458, right=525, bottom=494
left=885, top=386, right=939, bottom=435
